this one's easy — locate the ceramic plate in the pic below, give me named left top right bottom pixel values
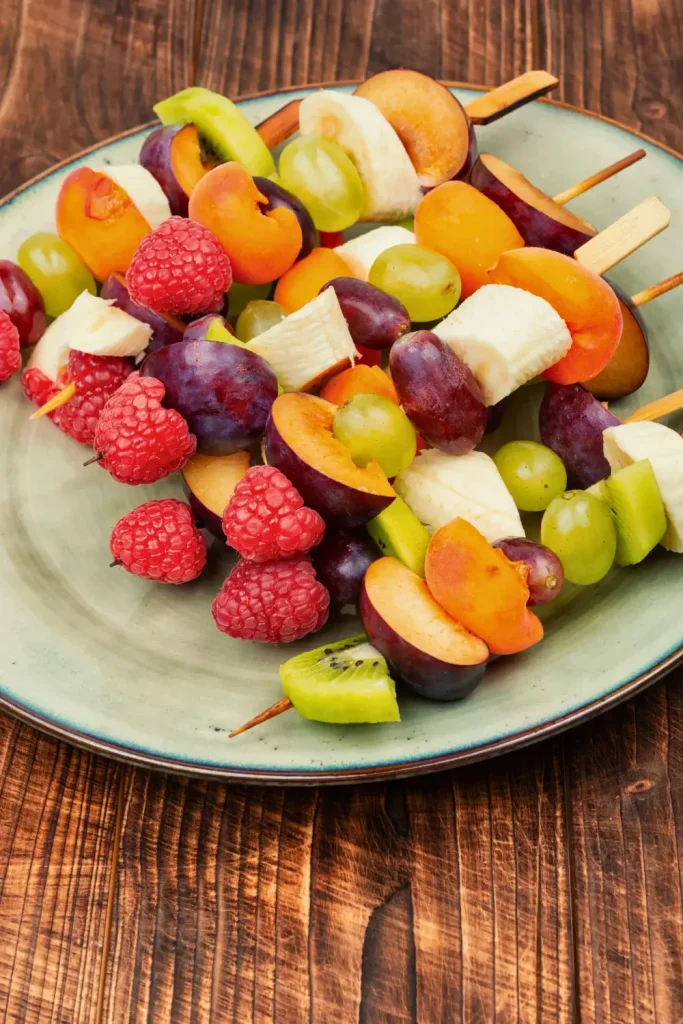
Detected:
left=1, top=84, right=682, bottom=783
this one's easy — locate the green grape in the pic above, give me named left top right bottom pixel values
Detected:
left=228, top=281, right=271, bottom=321
left=368, top=244, right=461, bottom=322
left=493, top=440, right=567, bottom=512
left=235, top=300, right=286, bottom=342
left=333, top=394, right=416, bottom=479
left=279, top=136, right=364, bottom=232
left=396, top=216, right=414, bottom=231
left=17, top=232, right=96, bottom=319
left=540, top=490, right=616, bottom=586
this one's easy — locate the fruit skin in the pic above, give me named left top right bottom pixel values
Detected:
left=311, top=528, right=379, bottom=606
left=264, top=393, right=395, bottom=528
left=368, top=244, right=461, bottom=323
left=189, top=163, right=302, bottom=286
left=110, top=498, right=207, bottom=584
left=320, top=364, right=398, bottom=406
left=333, top=394, right=417, bottom=479
left=415, top=181, right=524, bottom=300
left=0, top=260, right=46, bottom=345
left=139, top=124, right=210, bottom=216
left=359, top=557, right=489, bottom=702
left=584, top=283, right=649, bottom=401
left=253, top=177, right=316, bottom=261
left=274, top=249, right=353, bottom=315
left=222, top=465, right=325, bottom=562
left=17, top=232, right=96, bottom=320
left=93, top=372, right=197, bottom=485
left=493, top=440, right=567, bottom=512
left=320, top=278, right=410, bottom=350
left=389, top=330, right=486, bottom=455
left=539, top=383, right=620, bottom=488
left=126, top=216, right=232, bottom=316
left=0, top=311, right=22, bottom=381
left=541, top=490, right=617, bottom=586
left=183, top=313, right=235, bottom=342
left=140, top=340, right=277, bottom=456
left=235, top=301, right=284, bottom=343
left=22, top=367, right=58, bottom=407
left=469, top=153, right=595, bottom=255
left=279, top=135, right=365, bottom=233
left=493, top=538, right=564, bottom=606
left=603, top=459, right=667, bottom=566
left=100, top=273, right=186, bottom=354
left=366, top=496, right=431, bottom=578
left=212, top=556, right=330, bottom=643
left=425, top=518, right=544, bottom=657
left=50, top=350, right=133, bottom=445
left=181, top=451, right=250, bottom=538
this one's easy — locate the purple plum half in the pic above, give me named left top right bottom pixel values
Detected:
left=101, top=274, right=185, bottom=354
left=321, top=278, right=410, bottom=349
left=539, top=383, right=620, bottom=488
left=139, top=125, right=190, bottom=216
left=311, top=528, right=379, bottom=606
left=253, top=176, right=317, bottom=260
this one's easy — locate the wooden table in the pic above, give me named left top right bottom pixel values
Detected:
left=1, top=1, right=682, bottom=1020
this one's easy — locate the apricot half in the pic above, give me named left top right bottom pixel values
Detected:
left=182, top=451, right=250, bottom=537
left=489, top=247, right=623, bottom=384
left=584, top=284, right=649, bottom=400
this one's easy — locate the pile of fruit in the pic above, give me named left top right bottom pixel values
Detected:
left=1, top=70, right=681, bottom=738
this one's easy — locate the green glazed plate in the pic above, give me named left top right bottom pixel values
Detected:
left=1, top=84, right=682, bottom=783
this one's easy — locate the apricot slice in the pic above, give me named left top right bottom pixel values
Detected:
left=415, top=181, right=524, bottom=299
left=274, top=248, right=353, bottom=314
left=584, top=287, right=648, bottom=400
left=56, top=167, right=152, bottom=281
left=425, top=517, right=543, bottom=656
left=320, top=364, right=399, bottom=406
left=355, top=70, right=475, bottom=187
left=182, top=451, right=250, bottom=537
left=489, top=247, right=623, bottom=384
left=188, top=163, right=302, bottom=285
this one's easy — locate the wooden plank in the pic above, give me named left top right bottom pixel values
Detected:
left=0, top=717, right=121, bottom=1024
left=104, top=743, right=573, bottom=1023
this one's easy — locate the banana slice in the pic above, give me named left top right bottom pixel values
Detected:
left=105, top=165, right=171, bottom=229
left=299, top=90, right=423, bottom=222
left=245, top=287, right=358, bottom=392
left=335, top=226, right=416, bottom=280
left=27, top=292, right=152, bottom=380
left=394, top=448, right=524, bottom=543
left=603, top=422, right=683, bottom=552
left=437, top=284, right=572, bottom=406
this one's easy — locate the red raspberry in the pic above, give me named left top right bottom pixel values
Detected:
left=110, top=498, right=207, bottom=584
left=0, top=310, right=22, bottom=382
left=222, top=466, right=325, bottom=562
left=212, top=556, right=330, bottom=643
left=22, top=367, right=59, bottom=407
left=93, top=372, right=197, bottom=485
left=126, top=216, right=232, bottom=316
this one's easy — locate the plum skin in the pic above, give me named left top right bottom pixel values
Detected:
left=311, top=528, right=379, bottom=606
left=139, top=126, right=190, bottom=216
left=359, top=582, right=486, bottom=701
left=321, top=278, right=410, bottom=350
left=539, top=382, right=620, bottom=488
left=253, top=177, right=316, bottom=260
left=141, top=340, right=277, bottom=455
left=0, top=260, right=46, bottom=345
left=182, top=313, right=233, bottom=341
left=390, top=330, right=487, bottom=454
left=101, top=273, right=185, bottom=354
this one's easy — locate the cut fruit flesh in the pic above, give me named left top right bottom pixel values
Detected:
left=280, top=634, right=400, bottom=724
left=584, top=292, right=649, bottom=400
left=366, top=497, right=431, bottom=578
left=181, top=451, right=251, bottom=517
left=171, top=124, right=218, bottom=196
left=603, top=460, right=666, bottom=565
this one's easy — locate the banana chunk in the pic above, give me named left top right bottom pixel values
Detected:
left=105, top=165, right=171, bottom=229
left=437, top=284, right=572, bottom=406
left=245, top=287, right=358, bottom=392
left=603, top=422, right=683, bottom=553
left=335, top=226, right=416, bottom=280
left=394, top=448, right=524, bottom=543
left=27, top=292, right=152, bottom=380
left=299, top=90, right=423, bottom=222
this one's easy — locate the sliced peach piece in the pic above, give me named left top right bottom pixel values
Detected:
left=181, top=451, right=250, bottom=538
left=489, top=247, right=623, bottom=384
left=415, top=181, right=524, bottom=299
left=188, top=162, right=302, bottom=285
left=320, top=363, right=399, bottom=406
left=354, top=70, right=475, bottom=187
left=56, top=167, right=152, bottom=281
left=274, top=248, right=354, bottom=314
left=425, top=518, right=543, bottom=656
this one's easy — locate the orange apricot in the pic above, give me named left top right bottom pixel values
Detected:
left=188, top=163, right=302, bottom=286
left=56, top=167, right=152, bottom=281
left=425, top=517, right=543, bottom=656
left=320, top=364, right=399, bottom=406
left=274, top=248, right=354, bottom=314
left=414, top=181, right=524, bottom=299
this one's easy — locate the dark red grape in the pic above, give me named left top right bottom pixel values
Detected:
left=539, top=383, right=620, bottom=488
left=253, top=177, right=317, bottom=260
left=0, top=260, right=46, bottom=345
left=493, top=537, right=564, bottom=606
left=311, top=528, right=378, bottom=606
left=321, top=277, right=410, bottom=349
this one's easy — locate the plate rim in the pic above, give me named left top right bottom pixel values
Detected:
left=2, top=80, right=682, bottom=784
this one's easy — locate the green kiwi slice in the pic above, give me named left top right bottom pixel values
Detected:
left=603, top=459, right=666, bottom=565
left=366, top=497, right=431, bottom=577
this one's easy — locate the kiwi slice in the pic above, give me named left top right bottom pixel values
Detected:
left=603, top=459, right=666, bottom=565
left=367, top=496, right=431, bottom=577
left=280, top=634, right=400, bottom=724
left=154, top=87, right=276, bottom=180
left=206, top=320, right=245, bottom=346
left=586, top=479, right=609, bottom=501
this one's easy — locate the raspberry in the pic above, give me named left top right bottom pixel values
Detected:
left=22, top=367, right=59, bottom=407
left=126, top=216, right=232, bottom=316
left=212, top=556, right=330, bottom=643
left=110, top=498, right=207, bottom=584
left=0, top=310, right=22, bottom=382
left=222, top=466, right=325, bottom=562
left=93, top=372, right=197, bottom=485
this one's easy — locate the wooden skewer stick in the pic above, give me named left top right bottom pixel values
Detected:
left=625, top=388, right=683, bottom=424
left=29, top=380, right=77, bottom=420
left=630, top=271, right=683, bottom=308
left=574, top=196, right=671, bottom=277
left=552, top=149, right=646, bottom=206
left=228, top=696, right=293, bottom=738
left=256, top=99, right=301, bottom=149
